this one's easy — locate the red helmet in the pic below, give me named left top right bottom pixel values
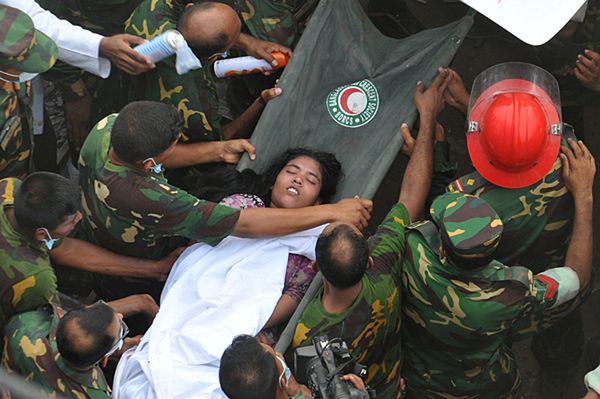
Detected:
left=467, top=63, right=562, bottom=189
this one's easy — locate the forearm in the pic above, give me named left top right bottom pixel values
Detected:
left=398, top=113, right=436, bottom=220
left=50, top=238, right=165, bottom=280
left=162, top=141, right=223, bottom=169
left=263, top=294, right=298, bottom=329
left=222, top=97, right=265, bottom=140
left=233, top=206, right=333, bottom=237
left=565, top=195, right=594, bottom=288
left=107, top=294, right=158, bottom=319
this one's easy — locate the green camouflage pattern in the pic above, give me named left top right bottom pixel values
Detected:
left=0, top=83, right=33, bottom=179
left=229, top=0, right=307, bottom=48
left=125, top=0, right=223, bottom=142
left=77, top=113, right=241, bottom=260
left=2, top=304, right=110, bottom=399
left=401, top=219, right=578, bottom=398
left=446, top=156, right=573, bottom=273
left=430, top=192, right=503, bottom=260
left=0, top=5, right=57, bottom=73
left=289, top=203, right=409, bottom=399
left=0, top=178, right=58, bottom=331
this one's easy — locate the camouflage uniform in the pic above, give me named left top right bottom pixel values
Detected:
left=125, top=0, right=223, bottom=142
left=2, top=304, right=110, bottom=399
left=401, top=193, right=581, bottom=398
left=289, top=203, right=409, bottom=399
left=230, top=0, right=308, bottom=48
left=0, top=5, right=58, bottom=178
left=77, top=113, right=241, bottom=261
left=0, top=178, right=58, bottom=331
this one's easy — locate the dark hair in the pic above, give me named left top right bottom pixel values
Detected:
left=316, top=224, right=369, bottom=289
left=56, top=302, right=116, bottom=368
left=14, top=172, right=80, bottom=231
left=219, top=335, right=278, bottom=399
left=442, top=241, right=495, bottom=270
left=177, top=2, right=231, bottom=59
left=110, top=101, right=183, bottom=163
left=189, top=148, right=343, bottom=205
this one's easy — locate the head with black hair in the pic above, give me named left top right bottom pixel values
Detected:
left=189, top=148, right=343, bottom=208
left=56, top=302, right=121, bottom=369
left=316, top=223, right=370, bottom=289
left=13, top=172, right=82, bottom=245
left=110, top=101, right=183, bottom=166
left=219, top=335, right=278, bottom=399
left=177, top=2, right=240, bottom=62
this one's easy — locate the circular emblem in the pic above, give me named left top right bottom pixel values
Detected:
left=326, top=79, right=379, bottom=128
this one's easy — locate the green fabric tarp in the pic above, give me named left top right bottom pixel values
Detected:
left=238, top=0, right=473, bottom=201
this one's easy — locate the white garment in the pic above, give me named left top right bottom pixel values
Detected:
left=114, top=226, right=325, bottom=399
left=0, top=0, right=110, bottom=78
left=585, top=363, right=600, bottom=395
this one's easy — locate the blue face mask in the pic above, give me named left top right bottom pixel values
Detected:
left=0, top=70, right=38, bottom=83
left=38, top=228, right=59, bottom=251
left=143, top=157, right=164, bottom=174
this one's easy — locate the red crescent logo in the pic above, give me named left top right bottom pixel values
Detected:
left=339, top=87, right=362, bottom=115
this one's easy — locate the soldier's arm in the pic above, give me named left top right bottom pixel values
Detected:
left=560, top=138, right=595, bottom=289
left=162, top=139, right=256, bottom=168
left=398, top=69, right=450, bottom=221
left=49, top=238, right=182, bottom=281
left=234, top=198, right=372, bottom=236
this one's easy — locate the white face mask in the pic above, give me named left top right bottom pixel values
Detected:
left=0, top=70, right=38, bottom=83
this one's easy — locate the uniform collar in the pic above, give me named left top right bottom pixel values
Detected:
left=48, top=304, right=110, bottom=391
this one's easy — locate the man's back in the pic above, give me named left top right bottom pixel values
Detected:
left=447, top=157, right=573, bottom=272
left=290, top=203, right=409, bottom=399
left=77, top=114, right=240, bottom=259
left=401, top=220, right=576, bottom=398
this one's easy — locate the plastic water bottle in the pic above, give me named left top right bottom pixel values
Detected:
left=133, top=30, right=185, bottom=63
left=213, top=51, right=289, bottom=78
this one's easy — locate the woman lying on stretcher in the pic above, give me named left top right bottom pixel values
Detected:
left=189, top=148, right=342, bottom=344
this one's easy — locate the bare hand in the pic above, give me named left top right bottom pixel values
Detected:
left=64, top=93, right=92, bottom=153
left=441, top=67, right=470, bottom=115
left=400, top=123, right=415, bottom=157
left=260, top=86, right=283, bottom=103
left=583, top=389, right=600, bottom=399
left=154, top=246, right=187, bottom=281
left=112, top=335, right=142, bottom=359
left=219, top=139, right=257, bottom=163
left=560, top=138, right=596, bottom=200
left=575, top=50, right=600, bottom=92
left=341, top=374, right=367, bottom=393
left=414, top=68, right=451, bottom=119
left=237, top=33, right=292, bottom=68
left=107, top=294, right=159, bottom=321
left=330, top=197, right=373, bottom=230
left=99, top=34, right=155, bottom=75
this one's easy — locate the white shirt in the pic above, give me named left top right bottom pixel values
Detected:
left=0, top=0, right=111, bottom=77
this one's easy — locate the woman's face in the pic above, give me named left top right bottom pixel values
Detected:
left=270, top=156, right=323, bottom=209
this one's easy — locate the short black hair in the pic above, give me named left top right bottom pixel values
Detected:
left=110, top=101, right=183, bottom=163
left=263, top=148, right=343, bottom=205
left=219, top=335, right=278, bottom=399
left=177, top=2, right=231, bottom=59
left=56, top=302, right=116, bottom=368
left=14, top=172, right=80, bottom=231
left=316, top=224, right=369, bottom=289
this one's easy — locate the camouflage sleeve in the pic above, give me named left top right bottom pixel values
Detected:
left=235, top=0, right=300, bottom=47
left=510, top=267, right=581, bottom=339
left=367, top=203, right=410, bottom=277
left=158, top=190, right=241, bottom=246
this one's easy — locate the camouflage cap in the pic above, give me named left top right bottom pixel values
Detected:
left=430, top=192, right=503, bottom=260
left=0, top=5, right=58, bottom=73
